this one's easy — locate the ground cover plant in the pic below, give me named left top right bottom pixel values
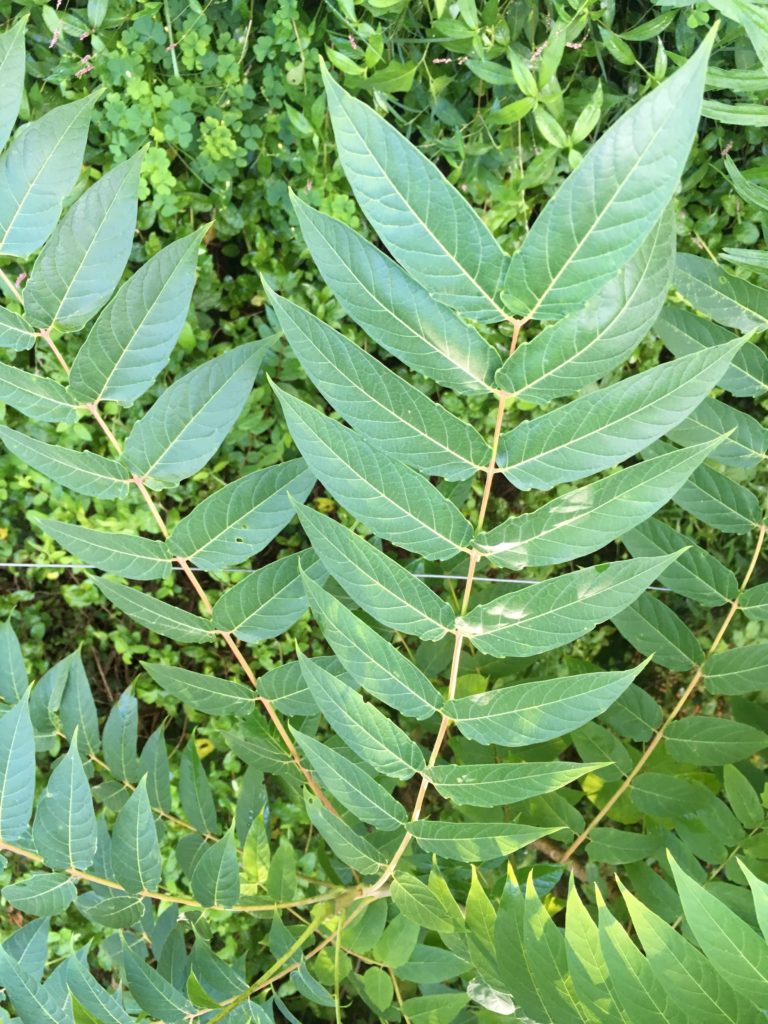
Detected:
left=0, top=2, right=767, bottom=1023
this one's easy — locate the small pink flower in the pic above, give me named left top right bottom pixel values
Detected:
left=75, top=63, right=94, bottom=78
left=348, top=34, right=358, bottom=50
left=305, top=179, right=313, bottom=192
left=432, top=57, right=452, bottom=64
left=529, top=40, right=548, bottom=66
left=80, top=31, right=90, bottom=41
left=49, top=28, right=60, bottom=49
left=14, top=273, right=26, bottom=289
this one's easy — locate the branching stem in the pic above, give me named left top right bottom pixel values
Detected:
left=562, top=520, right=767, bottom=861
left=35, top=327, right=334, bottom=811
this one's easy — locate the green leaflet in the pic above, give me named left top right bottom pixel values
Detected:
left=32, top=739, right=97, bottom=870
left=293, top=728, right=407, bottom=831
left=0, top=944, right=72, bottom=1024
left=298, top=504, right=454, bottom=641
left=612, top=593, right=702, bottom=671
left=519, top=876, right=587, bottom=1024
left=59, top=652, right=100, bottom=758
left=622, top=883, right=757, bottom=1024
left=702, top=643, right=768, bottom=695
left=139, top=729, right=172, bottom=814
left=305, top=792, right=385, bottom=874
left=80, top=893, right=143, bottom=928
left=565, top=883, right=628, bottom=1024
left=459, top=555, right=680, bottom=658
left=407, top=821, right=558, bottom=862
left=168, top=458, right=314, bottom=570
left=0, top=306, right=36, bottom=350
left=291, top=194, right=500, bottom=393
left=122, top=945, right=196, bottom=1022
left=674, top=253, right=768, bottom=330
left=102, top=689, right=140, bottom=783
left=191, top=828, right=240, bottom=908
left=38, top=519, right=172, bottom=580
left=66, top=957, right=135, bottom=1024
left=665, top=717, right=767, bottom=765
left=0, top=692, right=35, bottom=842
left=477, top=438, right=723, bottom=569
left=321, top=63, right=509, bottom=322
left=298, top=653, right=425, bottom=780
left=629, top=773, right=711, bottom=818
left=259, top=656, right=346, bottom=717
left=661, top=445, right=761, bottom=534
left=425, top=762, right=604, bottom=808
left=180, top=740, right=217, bottom=834
left=2, top=872, right=76, bottom=916
left=741, top=583, right=768, bottom=621
left=212, top=550, right=324, bottom=642
left=24, top=152, right=141, bottom=330
left=0, top=425, right=130, bottom=499
left=141, top=661, right=255, bottom=716
left=275, top=384, right=472, bottom=560
left=268, top=285, right=490, bottom=480
left=302, top=573, right=440, bottom=721
left=0, top=618, right=27, bottom=702
left=623, top=517, right=738, bottom=607
left=68, top=228, right=206, bottom=405
left=597, top=896, right=687, bottom=1024
left=502, top=32, right=711, bottom=319
left=498, top=340, right=744, bottom=490
left=0, top=18, right=27, bottom=151
left=654, top=303, right=768, bottom=397
left=445, top=664, right=643, bottom=746
left=121, top=342, right=267, bottom=487
left=92, top=577, right=216, bottom=643
left=724, top=153, right=768, bottom=211
left=665, top=398, right=767, bottom=469
left=496, top=206, right=675, bottom=403
left=0, top=94, right=96, bottom=258
left=111, top=778, right=162, bottom=894
left=669, top=855, right=768, bottom=1013
left=0, top=367, right=77, bottom=423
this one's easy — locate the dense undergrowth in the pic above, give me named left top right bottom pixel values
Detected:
left=0, top=1, right=766, bottom=1022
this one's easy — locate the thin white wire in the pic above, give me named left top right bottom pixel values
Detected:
left=0, top=562, right=674, bottom=591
